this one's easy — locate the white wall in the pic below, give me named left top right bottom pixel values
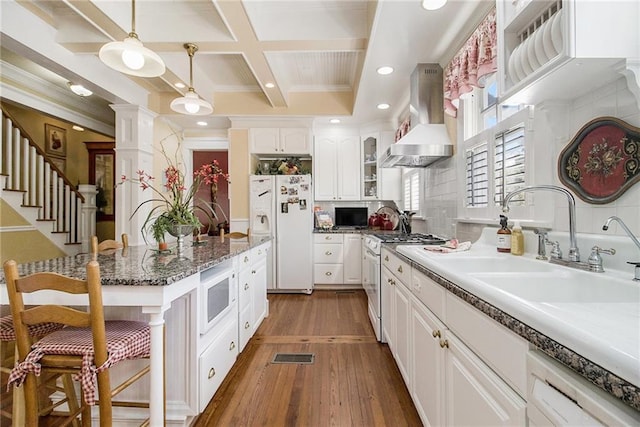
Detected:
left=420, top=75, right=640, bottom=242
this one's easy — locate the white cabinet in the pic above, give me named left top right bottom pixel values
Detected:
left=342, top=234, right=362, bottom=284
left=237, top=242, right=270, bottom=351
left=313, top=135, right=360, bottom=201
left=362, top=131, right=401, bottom=201
left=251, top=244, right=268, bottom=332
left=313, top=233, right=361, bottom=286
left=249, top=128, right=311, bottom=155
left=498, top=0, right=639, bottom=104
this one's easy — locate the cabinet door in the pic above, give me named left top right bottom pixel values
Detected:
left=313, top=136, right=338, bottom=200
left=378, top=130, right=401, bottom=201
left=445, top=332, right=526, bottom=426
left=362, top=134, right=378, bottom=199
left=381, top=266, right=395, bottom=346
left=337, top=136, right=361, bottom=200
left=251, top=257, right=267, bottom=332
left=411, top=298, right=446, bottom=427
left=249, top=128, right=279, bottom=154
left=393, top=280, right=412, bottom=388
left=342, top=234, right=362, bottom=284
left=280, top=128, right=310, bottom=155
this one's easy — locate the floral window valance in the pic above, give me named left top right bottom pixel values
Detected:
left=444, top=7, right=497, bottom=117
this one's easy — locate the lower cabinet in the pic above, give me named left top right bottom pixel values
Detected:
left=313, top=233, right=361, bottom=286
left=198, top=314, right=238, bottom=411
left=238, top=242, right=270, bottom=351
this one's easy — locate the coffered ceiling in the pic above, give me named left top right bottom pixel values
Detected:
left=0, top=0, right=492, bottom=133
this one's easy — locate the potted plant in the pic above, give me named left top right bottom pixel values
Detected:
left=150, top=214, right=171, bottom=250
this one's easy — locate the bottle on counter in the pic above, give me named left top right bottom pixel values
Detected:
left=497, top=215, right=511, bottom=253
left=511, top=222, right=524, bottom=256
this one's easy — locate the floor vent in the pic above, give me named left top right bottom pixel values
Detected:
left=272, top=353, right=315, bottom=364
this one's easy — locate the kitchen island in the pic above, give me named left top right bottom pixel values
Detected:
left=0, top=236, right=272, bottom=426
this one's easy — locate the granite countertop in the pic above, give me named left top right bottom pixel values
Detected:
left=0, top=236, right=272, bottom=287
left=313, top=228, right=399, bottom=235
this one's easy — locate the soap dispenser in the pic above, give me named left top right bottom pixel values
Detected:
left=511, top=222, right=524, bottom=256
left=497, top=215, right=511, bottom=253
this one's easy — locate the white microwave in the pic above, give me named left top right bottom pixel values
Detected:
left=199, top=262, right=236, bottom=335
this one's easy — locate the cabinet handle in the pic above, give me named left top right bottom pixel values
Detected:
left=432, top=330, right=441, bottom=338
left=252, top=270, right=256, bottom=274
left=244, top=283, right=249, bottom=290
left=244, top=256, right=249, bottom=263
left=325, top=236, right=331, bottom=240
left=325, top=251, right=332, bottom=255
left=208, top=368, right=216, bottom=379
left=384, top=255, right=389, bottom=262
left=387, top=278, right=392, bottom=284
left=325, top=271, right=332, bottom=276
left=258, top=249, right=262, bottom=255
left=229, top=341, right=236, bottom=351
left=245, top=321, right=251, bottom=329
left=397, top=266, right=403, bottom=274
left=439, top=339, right=449, bottom=349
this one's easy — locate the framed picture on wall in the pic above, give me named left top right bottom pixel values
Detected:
left=45, top=123, right=67, bottom=157
left=85, top=141, right=115, bottom=221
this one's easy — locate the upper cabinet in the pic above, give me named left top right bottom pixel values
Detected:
left=497, top=0, right=639, bottom=105
left=362, top=134, right=379, bottom=199
left=313, top=135, right=361, bottom=201
left=362, top=131, right=401, bottom=201
left=249, top=128, right=311, bottom=156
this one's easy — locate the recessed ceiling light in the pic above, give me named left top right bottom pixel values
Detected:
left=175, top=82, right=186, bottom=89
left=330, top=119, right=341, bottom=124
left=377, top=66, right=394, bottom=75
left=422, top=0, right=447, bottom=10
left=377, top=103, right=390, bottom=110
left=197, top=121, right=208, bottom=126
left=72, top=125, right=84, bottom=131
left=265, top=82, right=275, bottom=88
left=67, top=83, right=92, bottom=97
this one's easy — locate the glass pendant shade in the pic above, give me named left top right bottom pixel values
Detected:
left=170, top=43, right=213, bottom=116
left=170, top=89, right=213, bottom=115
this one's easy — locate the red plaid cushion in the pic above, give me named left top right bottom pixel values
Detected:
left=0, top=315, right=64, bottom=341
left=9, top=320, right=150, bottom=405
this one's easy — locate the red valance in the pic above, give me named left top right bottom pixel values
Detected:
left=444, top=8, right=497, bottom=117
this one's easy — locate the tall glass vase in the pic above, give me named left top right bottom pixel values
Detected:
left=168, top=224, right=194, bottom=250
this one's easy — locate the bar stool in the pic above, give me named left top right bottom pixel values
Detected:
left=1, top=315, right=80, bottom=425
left=3, top=259, right=152, bottom=426
left=220, top=228, right=250, bottom=241
left=91, top=233, right=128, bottom=253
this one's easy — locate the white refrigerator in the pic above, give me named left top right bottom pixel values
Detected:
left=249, top=175, right=313, bottom=293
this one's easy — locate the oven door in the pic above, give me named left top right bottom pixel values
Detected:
left=199, top=264, right=236, bottom=335
left=362, top=245, right=381, bottom=341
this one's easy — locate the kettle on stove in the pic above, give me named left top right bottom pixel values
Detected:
left=397, top=210, right=415, bottom=234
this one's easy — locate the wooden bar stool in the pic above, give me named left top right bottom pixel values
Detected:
left=91, top=233, right=128, bottom=253
left=220, top=228, right=250, bottom=241
left=3, top=259, right=152, bottom=426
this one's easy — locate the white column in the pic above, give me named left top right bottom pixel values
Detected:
left=78, top=184, right=97, bottom=253
left=110, top=105, right=156, bottom=246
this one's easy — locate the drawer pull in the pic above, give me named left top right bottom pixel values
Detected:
left=208, top=368, right=216, bottom=379
left=244, top=256, right=249, bottom=263
left=245, top=321, right=251, bottom=329
left=387, top=278, right=392, bottom=284
left=384, top=255, right=389, bottom=261
left=252, top=270, right=256, bottom=274
left=397, top=266, right=403, bottom=274
left=229, top=341, right=236, bottom=351
left=432, top=330, right=441, bottom=339
left=439, top=339, right=449, bottom=349
left=325, top=272, right=332, bottom=276
left=258, top=249, right=262, bottom=255
left=325, top=251, right=332, bottom=256
left=244, top=283, right=249, bottom=290
left=325, top=236, right=331, bottom=240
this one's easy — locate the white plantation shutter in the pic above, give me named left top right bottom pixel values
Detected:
left=465, top=142, right=488, bottom=207
left=403, top=169, right=420, bottom=212
left=494, top=126, right=525, bottom=206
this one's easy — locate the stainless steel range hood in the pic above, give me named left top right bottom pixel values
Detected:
left=380, top=64, right=453, bottom=168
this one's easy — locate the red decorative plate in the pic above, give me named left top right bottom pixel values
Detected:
left=558, top=117, right=640, bottom=204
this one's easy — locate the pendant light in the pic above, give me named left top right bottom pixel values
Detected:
left=170, top=43, right=213, bottom=116
left=98, top=0, right=165, bottom=77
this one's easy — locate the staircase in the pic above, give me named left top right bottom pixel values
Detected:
left=1, top=106, right=88, bottom=256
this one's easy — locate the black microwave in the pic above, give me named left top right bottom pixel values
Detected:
left=334, top=207, right=368, bottom=228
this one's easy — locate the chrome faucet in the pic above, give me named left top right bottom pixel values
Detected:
left=502, top=185, right=580, bottom=262
left=603, top=216, right=640, bottom=281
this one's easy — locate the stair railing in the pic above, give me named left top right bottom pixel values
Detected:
left=1, top=105, right=85, bottom=244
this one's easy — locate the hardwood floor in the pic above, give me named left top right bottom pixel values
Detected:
left=194, top=290, right=422, bottom=426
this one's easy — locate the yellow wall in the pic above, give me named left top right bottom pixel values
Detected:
left=0, top=200, right=66, bottom=263
left=229, top=129, right=249, bottom=220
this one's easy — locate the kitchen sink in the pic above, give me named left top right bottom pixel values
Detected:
left=434, top=256, right=559, bottom=274
left=469, top=271, right=640, bottom=303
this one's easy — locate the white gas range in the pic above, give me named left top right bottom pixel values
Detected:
left=362, top=233, right=446, bottom=341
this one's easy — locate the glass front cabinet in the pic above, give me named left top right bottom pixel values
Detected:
left=362, top=134, right=378, bottom=199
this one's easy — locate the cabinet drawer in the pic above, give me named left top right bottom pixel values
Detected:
left=251, top=242, right=270, bottom=259
left=446, top=293, right=528, bottom=397
left=412, top=269, right=446, bottom=322
left=198, top=317, right=238, bottom=411
left=239, top=304, right=253, bottom=352
left=382, top=249, right=411, bottom=285
left=314, top=243, right=343, bottom=263
left=313, top=233, right=343, bottom=244
left=314, top=264, right=344, bottom=284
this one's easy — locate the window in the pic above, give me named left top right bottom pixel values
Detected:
left=403, top=169, right=420, bottom=213
left=494, top=126, right=526, bottom=206
left=465, top=142, right=489, bottom=207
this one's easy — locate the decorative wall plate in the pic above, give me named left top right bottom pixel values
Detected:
left=558, top=116, right=640, bottom=204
